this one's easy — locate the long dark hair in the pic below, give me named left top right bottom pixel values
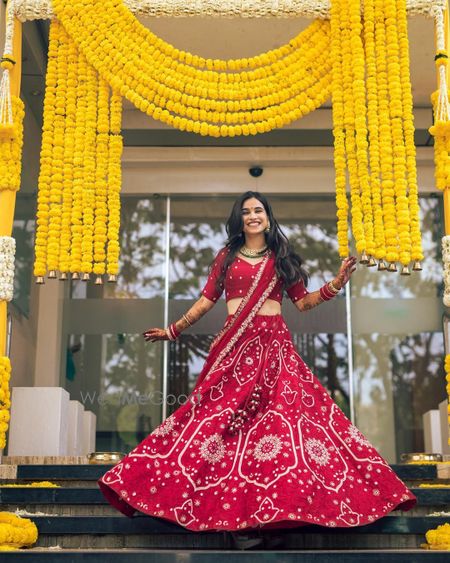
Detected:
left=214, top=191, right=309, bottom=294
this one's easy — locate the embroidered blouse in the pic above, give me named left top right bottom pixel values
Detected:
left=200, top=248, right=309, bottom=304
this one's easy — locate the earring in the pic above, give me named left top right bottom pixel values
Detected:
left=265, top=221, right=270, bottom=233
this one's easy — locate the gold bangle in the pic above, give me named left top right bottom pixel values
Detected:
left=328, top=280, right=340, bottom=294
left=183, top=313, right=192, bottom=327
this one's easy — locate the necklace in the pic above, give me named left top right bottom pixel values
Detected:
left=239, top=245, right=268, bottom=258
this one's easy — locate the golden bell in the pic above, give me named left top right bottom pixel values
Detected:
left=59, top=272, right=68, bottom=281
left=367, top=256, right=377, bottom=267
left=108, top=274, right=117, bottom=283
left=400, top=265, right=411, bottom=276
left=71, top=272, right=80, bottom=280
left=95, top=275, right=103, bottom=285
left=48, top=270, right=57, bottom=279
left=377, top=260, right=387, bottom=271
left=412, top=261, right=423, bottom=271
left=82, top=273, right=90, bottom=282
left=35, top=276, right=45, bottom=284
left=359, top=251, right=369, bottom=265
left=387, top=262, right=398, bottom=272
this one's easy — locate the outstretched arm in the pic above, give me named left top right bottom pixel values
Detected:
left=143, top=295, right=216, bottom=342
left=294, top=256, right=357, bottom=313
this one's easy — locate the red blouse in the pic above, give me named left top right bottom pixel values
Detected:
left=201, top=248, right=309, bottom=304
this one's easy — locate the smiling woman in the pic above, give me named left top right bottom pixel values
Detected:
left=98, top=190, right=416, bottom=543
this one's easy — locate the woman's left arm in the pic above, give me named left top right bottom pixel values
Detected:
left=294, top=256, right=357, bottom=313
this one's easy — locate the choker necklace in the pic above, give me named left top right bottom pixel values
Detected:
left=239, top=245, right=268, bottom=258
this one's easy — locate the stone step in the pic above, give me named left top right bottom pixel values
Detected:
left=29, top=515, right=447, bottom=535
left=0, top=463, right=448, bottom=482
left=1, top=486, right=449, bottom=507
left=1, top=548, right=449, bottom=562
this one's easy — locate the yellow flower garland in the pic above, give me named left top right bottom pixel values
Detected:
left=52, top=0, right=332, bottom=137
left=0, top=96, right=24, bottom=192
left=0, top=512, right=38, bottom=551
left=329, top=0, right=422, bottom=269
left=421, top=522, right=450, bottom=551
left=33, top=20, right=123, bottom=281
left=1, top=481, right=59, bottom=488
left=0, top=357, right=11, bottom=451
left=28, top=0, right=425, bottom=278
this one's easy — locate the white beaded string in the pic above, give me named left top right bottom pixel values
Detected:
left=11, top=0, right=448, bottom=22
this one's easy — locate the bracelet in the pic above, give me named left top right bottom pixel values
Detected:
left=166, top=322, right=180, bottom=341
left=320, top=282, right=339, bottom=301
left=328, top=280, right=340, bottom=294
left=182, top=313, right=193, bottom=327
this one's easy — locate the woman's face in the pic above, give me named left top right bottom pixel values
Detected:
left=241, top=197, right=269, bottom=236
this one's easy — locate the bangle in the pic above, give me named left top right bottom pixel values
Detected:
left=167, top=323, right=180, bottom=340
left=182, top=313, right=193, bottom=327
left=328, top=280, right=340, bottom=294
left=320, top=283, right=337, bottom=301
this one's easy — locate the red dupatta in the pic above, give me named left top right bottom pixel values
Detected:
left=196, top=249, right=279, bottom=386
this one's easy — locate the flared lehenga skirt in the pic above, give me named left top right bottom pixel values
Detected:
left=98, top=313, right=416, bottom=532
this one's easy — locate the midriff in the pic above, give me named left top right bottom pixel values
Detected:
left=226, top=297, right=282, bottom=316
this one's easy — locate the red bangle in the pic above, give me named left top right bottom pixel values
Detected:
left=169, top=322, right=180, bottom=339
left=320, top=283, right=335, bottom=301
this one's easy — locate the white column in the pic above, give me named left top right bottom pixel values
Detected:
left=34, top=280, right=67, bottom=386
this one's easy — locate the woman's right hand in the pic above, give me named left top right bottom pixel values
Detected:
left=142, top=327, right=169, bottom=342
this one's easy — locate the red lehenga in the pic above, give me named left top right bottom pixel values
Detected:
left=98, top=249, right=416, bottom=532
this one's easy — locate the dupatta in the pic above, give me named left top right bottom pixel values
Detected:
left=196, top=249, right=279, bottom=386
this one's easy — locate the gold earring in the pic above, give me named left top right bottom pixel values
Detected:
left=265, top=221, right=270, bottom=233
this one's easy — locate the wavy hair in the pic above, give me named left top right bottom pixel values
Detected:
left=214, top=191, right=309, bottom=295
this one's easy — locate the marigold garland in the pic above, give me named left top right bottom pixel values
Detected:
left=24, top=0, right=425, bottom=278
left=0, top=96, right=24, bottom=192
left=0, top=356, right=11, bottom=451
left=33, top=19, right=123, bottom=281
left=421, top=522, right=450, bottom=551
left=0, top=512, right=38, bottom=551
left=52, top=0, right=332, bottom=137
left=330, top=0, right=422, bottom=271
left=1, top=481, right=60, bottom=488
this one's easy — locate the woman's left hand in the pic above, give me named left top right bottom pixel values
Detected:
left=333, top=256, right=357, bottom=290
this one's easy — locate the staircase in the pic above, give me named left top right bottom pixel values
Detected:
left=0, top=463, right=449, bottom=561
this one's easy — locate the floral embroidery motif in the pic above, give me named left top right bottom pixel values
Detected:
left=253, top=434, right=282, bottom=462
left=153, top=415, right=176, bottom=437
left=199, top=433, right=226, bottom=464
left=254, top=497, right=280, bottom=524
left=281, top=382, right=297, bottom=405
left=347, top=424, right=372, bottom=448
left=304, top=438, right=330, bottom=466
left=174, top=499, right=196, bottom=526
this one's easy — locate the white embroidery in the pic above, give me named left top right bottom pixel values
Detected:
left=153, top=414, right=176, bottom=437
left=253, top=434, right=282, bottom=462
left=199, top=433, right=226, bottom=464
left=304, top=438, right=330, bottom=466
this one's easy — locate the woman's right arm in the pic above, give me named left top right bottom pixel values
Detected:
left=143, top=296, right=217, bottom=342
left=143, top=249, right=226, bottom=342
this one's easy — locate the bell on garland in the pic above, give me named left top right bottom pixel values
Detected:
left=412, top=261, right=423, bottom=271
left=400, top=265, right=411, bottom=276
left=48, top=270, right=57, bottom=279
left=95, top=275, right=103, bottom=285
left=59, top=272, right=68, bottom=281
left=82, top=273, right=90, bottom=282
left=359, top=251, right=369, bottom=265
left=108, top=274, right=117, bottom=283
left=387, top=262, right=398, bottom=272
left=377, top=260, right=387, bottom=271
left=35, top=276, right=45, bottom=284
left=72, top=272, right=80, bottom=280
left=367, top=256, right=377, bottom=267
